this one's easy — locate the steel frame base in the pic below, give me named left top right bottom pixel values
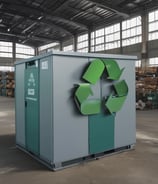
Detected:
left=16, top=144, right=135, bottom=171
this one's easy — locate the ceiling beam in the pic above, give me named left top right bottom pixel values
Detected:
left=49, top=0, right=70, bottom=14
left=9, top=17, right=26, bottom=31
left=87, top=0, right=130, bottom=18
left=50, top=16, right=88, bottom=30
left=69, top=6, right=111, bottom=20
left=0, top=8, right=74, bottom=35
left=46, top=0, right=88, bottom=29
left=1, top=0, right=88, bottom=30
left=69, top=5, right=104, bottom=20
left=0, top=30, right=58, bottom=42
left=124, top=0, right=158, bottom=14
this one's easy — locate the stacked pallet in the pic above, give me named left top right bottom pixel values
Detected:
left=136, top=67, right=158, bottom=92
left=144, top=77, right=158, bottom=91
left=136, top=67, right=158, bottom=109
left=0, top=71, right=15, bottom=97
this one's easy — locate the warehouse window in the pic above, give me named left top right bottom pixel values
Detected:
left=0, top=41, right=12, bottom=58
left=39, top=42, right=59, bottom=51
left=149, top=57, right=158, bottom=66
left=105, top=23, right=120, bottom=50
left=135, top=60, right=141, bottom=67
left=63, top=45, right=73, bottom=52
left=47, top=47, right=60, bottom=52
left=122, top=16, right=142, bottom=46
left=0, top=66, right=14, bottom=71
left=39, top=42, right=60, bottom=54
left=77, top=33, right=88, bottom=53
left=91, top=28, right=105, bottom=52
left=148, top=9, right=158, bottom=40
left=16, top=44, right=35, bottom=59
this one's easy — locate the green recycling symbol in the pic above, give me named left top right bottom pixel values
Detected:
left=74, top=59, right=128, bottom=115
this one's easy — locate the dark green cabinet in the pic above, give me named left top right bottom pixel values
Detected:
left=25, top=66, right=39, bottom=155
left=89, top=113, right=115, bottom=154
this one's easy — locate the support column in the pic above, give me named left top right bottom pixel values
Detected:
left=141, top=12, right=148, bottom=69
left=73, top=35, right=77, bottom=52
left=12, top=42, right=16, bottom=65
left=88, top=30, right=91, bottom=53
left=120, top=22, right=123, bottom=54
left=104, top=28, right=106, bottom=53
left=60, top=41, right=63, bottom=51
left=35, top=47, right=39, bottom=56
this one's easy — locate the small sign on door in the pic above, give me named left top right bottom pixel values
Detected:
left=41, top=61, right=48, bottom=70
left=28, top=88, right=35, bottom=96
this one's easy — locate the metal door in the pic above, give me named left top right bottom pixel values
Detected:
left=25, top=61, right=39, bottom=155
left=89, top=113, right=115, bottom=154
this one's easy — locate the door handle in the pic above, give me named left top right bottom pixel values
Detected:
left=25, top=100, right=27, bottom=107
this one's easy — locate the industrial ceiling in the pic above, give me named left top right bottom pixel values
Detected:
left=0, top=0, right=158, bottom=47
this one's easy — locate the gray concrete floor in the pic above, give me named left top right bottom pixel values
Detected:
left=0, top=96, right=158, bottom=184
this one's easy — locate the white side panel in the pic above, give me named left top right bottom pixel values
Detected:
left=114, top=60, right=136, bottom=148
left=39, top=56, right=53, bottom=162
left=15, top=63, right=25, bottom=147
left=53, top=56, right=89, bottom=163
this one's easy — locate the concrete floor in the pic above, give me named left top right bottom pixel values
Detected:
left=0, top=96, right=158, bottom=184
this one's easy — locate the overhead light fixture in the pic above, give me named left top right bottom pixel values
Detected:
left=7, top=28, right=10, bottom=32
left=134, top=0, right=142, bottom=3
left=22, top=22, right=37, bottom=34
left=38, top=16, right=43, bottom=20
left=21, top=40, right=26, bottom=44
left=126, top=3, right=136, bottom=7
left=0, top=19, right=2, bottom=23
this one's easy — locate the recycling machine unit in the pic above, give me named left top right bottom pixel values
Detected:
left=15, top=51, right=136, bottom=170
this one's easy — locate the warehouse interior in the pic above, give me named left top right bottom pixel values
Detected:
left=0, top=0, right=158, bottom=183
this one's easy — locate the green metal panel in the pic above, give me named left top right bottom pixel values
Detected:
left=89, top=113, right=115, bottom=154
left=25, top=66, right=39, bottom=155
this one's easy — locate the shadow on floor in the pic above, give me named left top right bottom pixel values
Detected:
left=0, top=134, right=48, bottom=174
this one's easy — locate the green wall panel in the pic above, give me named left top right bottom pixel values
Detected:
left=89, top=113, right=115, bottom=154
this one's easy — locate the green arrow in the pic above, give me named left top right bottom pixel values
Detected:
left=103, top=59, right=124, bottom=80
left=81, top=100, right=101, bottom=115
left=106, top=80, right=128, bottom=114
left=75, top=83, right=93, bottom=104
left=75, top=83, right=101, bottom=115
left=114, top=80, right=128, bottom=96
left=82, top=59, right=105, bottom=84
left=105, top=95, right=127, bottom=114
